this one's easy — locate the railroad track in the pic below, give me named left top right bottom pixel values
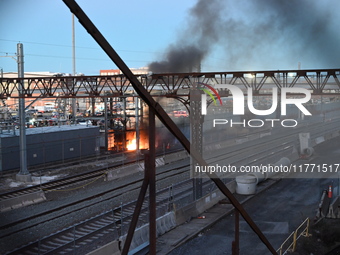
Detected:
left=0, top=159, right=189, bottom=238
left=0, top=137, right=289, bottom=254
left=0, top=127, right=287, bottom=203
left=6, top=177, right=223, bottom=255
left=0, top=148, right=186, bottom=202
left=2, top=117, right=338, bottom=203
left=0, top=123, right=272, bottom=180
left=204, top=118, right=340, bottom=171
left=0, top=136, right=284, bottom=203
left=2, top=118, right=340, bottom=254
left=5, top=131, right=299, bottom=255
left=0, top=150, right=125, bottom=179
left=2, top=119, right=338, bottom=224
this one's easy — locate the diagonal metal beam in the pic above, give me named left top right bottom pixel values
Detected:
left=121, top=165, right=149, bottom=255
left=62, top=1, right=277, bottom=254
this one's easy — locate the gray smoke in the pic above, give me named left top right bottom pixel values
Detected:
left=149, top=0, right=339, bottom=73
left=235, top=0, right=340, bottom=70
left=149, top=0, right=225, bottom=73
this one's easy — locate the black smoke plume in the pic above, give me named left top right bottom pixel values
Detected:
left=149, top=0, right=339, bottom=72
left=149, top=0, right=225, bottom=73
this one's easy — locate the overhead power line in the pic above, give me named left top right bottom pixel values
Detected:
left=0, top=38, right=158, bottom=54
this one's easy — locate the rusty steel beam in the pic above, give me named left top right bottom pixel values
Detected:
left=121, top=112, right=156, bottom=255
left=148, top=109, right=157, bottom=254
left=121, top=156, right=149, bottom=255
left=1, top=69, right=340, bottom=98
left=62, top=0, right=278, bottom=254
left=234, top=209, right=240, bottom=255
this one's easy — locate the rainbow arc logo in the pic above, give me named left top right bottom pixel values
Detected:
left=198, top=82, right=223, bottom=115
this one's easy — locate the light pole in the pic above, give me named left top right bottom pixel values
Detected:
left=16, top=43, right=31, bottom=182
left=71, top=13, right=77, bottom=122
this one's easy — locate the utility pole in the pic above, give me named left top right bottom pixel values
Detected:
left=71, top=13, right=77, bottom=122
left=16, top=43, right=31, bottom=182
left=72, top=14, right=76, bottom=76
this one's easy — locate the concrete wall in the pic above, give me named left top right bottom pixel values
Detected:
left=0, top=126, right=100, bottom=171
left=88, top=212, right=176, bottom=255
left=327, top=196, right=340, bottom=219
left=86, top=240, right=121, bottom=255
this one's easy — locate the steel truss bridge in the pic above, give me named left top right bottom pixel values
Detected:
left=3, top=0, right=339, bottom=253
left=0, top=69, right=340, bottom=101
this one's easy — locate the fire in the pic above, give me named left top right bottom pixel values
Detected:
left=126, top=130, right=148, bottom=151
left=127, top=139, right=137, bottom=151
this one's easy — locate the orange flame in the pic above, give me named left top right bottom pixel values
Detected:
left=127, top=139, right=137, bottom=151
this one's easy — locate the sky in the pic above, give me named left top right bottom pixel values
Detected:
left=0, top=0, right=339, bottom=75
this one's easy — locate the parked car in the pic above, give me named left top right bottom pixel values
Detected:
left=77, top=119, right=92, bottom=125
left=171, top=110, right=188, bottom=118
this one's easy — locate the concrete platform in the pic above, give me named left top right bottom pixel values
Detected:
left=156, top=179, right=278, bottom=255
left=0, top=190, right=46, bottom=212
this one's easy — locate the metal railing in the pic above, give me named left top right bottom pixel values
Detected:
left=276, top=217, right=310, bottom=255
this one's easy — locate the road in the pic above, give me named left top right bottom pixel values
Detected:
left=169, top=136, right=340, bottom=255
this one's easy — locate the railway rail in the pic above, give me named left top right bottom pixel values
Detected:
left=6, top=177, right=212, bottom=255
left=0, top=129, right=285, bottom=202
left=1, top=117, right=339, bottom=254
left=3, top=136, right=300, bottom=255
left=0, top=148, right=184, bottom=201
left=2, top=118, right=338, bottom=222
